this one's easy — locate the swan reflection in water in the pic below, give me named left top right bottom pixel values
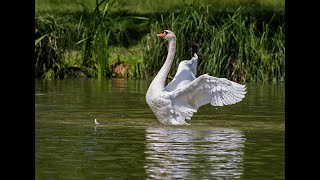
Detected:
left=144, top=127, right=246, bottom=179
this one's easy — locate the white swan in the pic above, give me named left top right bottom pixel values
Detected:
left=146, top=30, right=246, bottom=125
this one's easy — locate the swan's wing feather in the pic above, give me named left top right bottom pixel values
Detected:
left=164, top=53, right=198, bottom=92
left=164, top=70, right=195, bottom=92
left=163, top=74, right=246, bottom=122
left=190, top=53, right=198, bottom=75
left=169, top=74, right=246, bottom=110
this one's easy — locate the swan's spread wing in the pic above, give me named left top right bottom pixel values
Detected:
left=164, top=69, right=196, bottom=92
left=165, top=74, right=246, bottom=120
left=164, top=54, right=198, bottom=92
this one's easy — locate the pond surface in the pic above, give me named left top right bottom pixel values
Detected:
left=35, top=78, right=284, bottom=180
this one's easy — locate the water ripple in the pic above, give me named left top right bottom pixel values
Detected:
left=144, top=127, right=246, bottom=179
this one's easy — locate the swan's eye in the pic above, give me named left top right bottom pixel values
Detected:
left=162, top=31, right=168, bottom=35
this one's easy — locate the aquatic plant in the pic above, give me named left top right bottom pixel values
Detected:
left=142, top=5, right=285, bottom=83
left=35, top=0, right=284, bottom=83
left=35, top=15, right=71, bottom=79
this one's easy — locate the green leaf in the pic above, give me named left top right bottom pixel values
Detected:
left=35, top=34, right=49, bottom=45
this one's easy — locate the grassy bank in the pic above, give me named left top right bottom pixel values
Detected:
left=36, top=0, right=285, bottom=14
left=35, top=0, right=285, bottom=83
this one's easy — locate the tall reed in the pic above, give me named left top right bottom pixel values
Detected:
left=35, top=15, right=66, bottom=79
left=142, top=4, right=285, bottom=83
left=35, top=0, right=284, bottom=82
left=79, top=0, right=120, bottom=79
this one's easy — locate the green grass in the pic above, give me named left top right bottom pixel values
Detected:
left=142, top=5, right=284, bottom=83
left=35, top=0, right=284, bottom=83
left=36, top=0, right=284, bottom=14
left=35, top=0, right=149, bottom=79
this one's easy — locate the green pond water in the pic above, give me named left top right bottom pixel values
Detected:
left=35, top=78, right=284, bottom=179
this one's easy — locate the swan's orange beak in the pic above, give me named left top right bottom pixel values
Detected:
left=157, top=32, right=166, bottom=38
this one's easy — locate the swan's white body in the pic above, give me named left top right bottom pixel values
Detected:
left=146, top=30, right=246, bottom=125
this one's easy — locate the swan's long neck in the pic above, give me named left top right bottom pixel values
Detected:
left=150, top=39, right=176, bottom=91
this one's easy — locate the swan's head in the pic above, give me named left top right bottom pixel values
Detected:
left=157, top=30, right=176, bottom=41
